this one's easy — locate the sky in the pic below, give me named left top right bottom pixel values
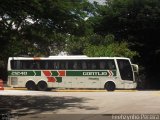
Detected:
left=89, top=0, right=106, bottom=4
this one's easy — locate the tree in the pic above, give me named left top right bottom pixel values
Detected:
left=0, top=0, right=94, bottom=58
left=0, top=0, right=94, bottom=80
left=92, top=0, right=160, bottom=88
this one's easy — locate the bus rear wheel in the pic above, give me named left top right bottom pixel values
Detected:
left=37, top=81, right=48, bottom=91
left=26, top=81, right=36, bottom=90
left=105, top=82, right=116, bottom=91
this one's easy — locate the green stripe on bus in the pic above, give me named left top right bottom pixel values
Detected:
left=34, top=71, right=41, bottom=76
left=66, top=71, right=116, bottom=76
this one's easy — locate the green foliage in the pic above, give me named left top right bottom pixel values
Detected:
left=0, top=0, right=93, bottom=61
left=66, top=33, right=138, bottom=58
left=65, top=35, right=90, bottom=55
left=91, top=0, right=160, bottom=88
left=83, top=36, right=138, bottom=58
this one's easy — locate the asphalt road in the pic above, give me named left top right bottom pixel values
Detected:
left=1, top=90, right=160, bottom=120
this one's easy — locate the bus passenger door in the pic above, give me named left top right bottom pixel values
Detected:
left=117, top=59, right=134, bottom=89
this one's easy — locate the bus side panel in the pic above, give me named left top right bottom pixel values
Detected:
left=8, top=76, right=31, bottom=88
left=8, top=76, right=54, bottom=88
left=57, top=76, right=101, bottom=89
left=57, top=77, right=73, bottom=88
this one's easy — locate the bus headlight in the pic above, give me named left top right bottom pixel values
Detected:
left=11, top=77, right=18, bottom=85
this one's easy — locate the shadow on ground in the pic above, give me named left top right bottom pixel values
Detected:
left=0, top=95, right=98, bottom=116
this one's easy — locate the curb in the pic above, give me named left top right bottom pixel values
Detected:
left=54, top=90, right=107, bottom=92
left=4, top=87, right=137, bottom=92
left=4, top=87, right=27, bottom=90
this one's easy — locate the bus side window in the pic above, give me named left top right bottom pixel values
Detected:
left=47, top=60, right=52, bottom=69
left=51, top=60, right=55, bottom=69
left=73, top=61, right=78, bottom=69
left=82, top=61, right=87, bottom=70
left=100, top=61, right=105, bottom=69
left=59, top=61, right=66, bottom=70
left=91, top=61, right=99, bottom=70
left=22, top=61, right=31, bottom=69
left=108, top=60, right=116, bottom=70
left=65, top=61, right=68, bottom=69
left=11, top=60, right=21, bottom=70
left=68, top=61, right=74, bottom=69
left=86, top=60, right=92, bottom=70
left=39, top=60, right=48, bottom=70
left=30, top=61, right=40, bottom=70
left=54, top=61, right=59, bottom=70
left=44, top=61, right=48, bottom=69
left=77, top=61, right=82, bottom=70
left=91, top=63, right=96, bottom=69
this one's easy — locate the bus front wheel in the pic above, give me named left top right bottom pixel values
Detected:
left=26, top=81, right=36, bottom=90
left=37, top=81, right=48, bottom=91
left=105, top=82, right=116, bottom=91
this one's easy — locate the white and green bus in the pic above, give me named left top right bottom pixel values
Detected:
left=7, top=55, right=138, bottom=91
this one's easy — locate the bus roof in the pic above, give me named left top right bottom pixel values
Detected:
left=9, top=56, right=130, bottom=60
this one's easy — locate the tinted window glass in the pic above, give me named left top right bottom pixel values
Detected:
left=82, top=61, right=87, bottom=70
left=11, top=60, right=19, bottom=69
left=11, top=60, right=46, bottom=70
left=11, top=59, right=116, bottom=70
left=99, top=60, right=116, bottom=70
left=67, top=60, right=82, bottom=70
left=117, top=59, right=133, bottom=81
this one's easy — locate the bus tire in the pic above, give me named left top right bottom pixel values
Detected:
left=26, top=81, right=36, bottom=90
left=37, top=81, right=48, bottom=91
left=105, top=82, right=116, bottom=91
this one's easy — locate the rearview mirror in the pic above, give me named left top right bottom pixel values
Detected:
left=132, top=64, right=139, bottom=73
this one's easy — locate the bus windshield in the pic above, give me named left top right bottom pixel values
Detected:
left=117, top=59, right=133, bottom=81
